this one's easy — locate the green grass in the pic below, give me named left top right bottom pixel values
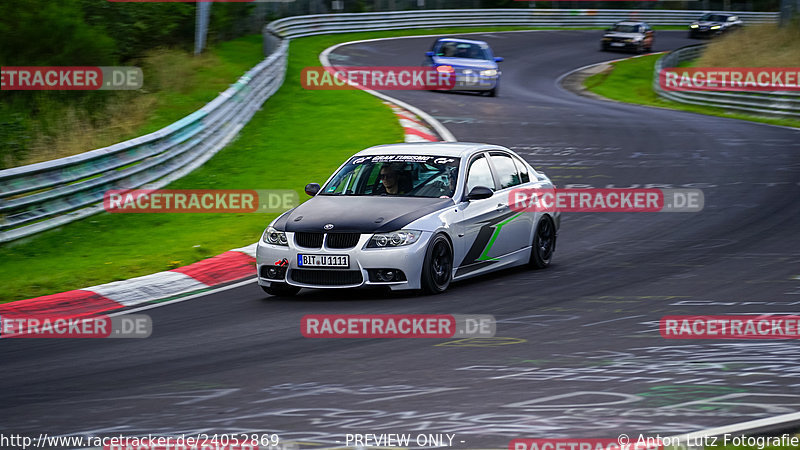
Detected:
left=1, top=25, right=655, bottom=302
left=134, top=35, right=268, bottom=136
left=1, top=36, right=269, bottom=168
left=583, top=54, right=800, bottom=129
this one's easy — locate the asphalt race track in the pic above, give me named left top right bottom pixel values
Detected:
left=2, top=30, right=800, bottom=448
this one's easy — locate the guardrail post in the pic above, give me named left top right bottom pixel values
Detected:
left=779, top=0, right=794, bottom=26
left=195, top=3, right=212, bottom=56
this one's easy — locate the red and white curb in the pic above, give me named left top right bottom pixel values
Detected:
left=0, top=243, right=257, bottom=320
left=384, top=101, right=440, bottom=142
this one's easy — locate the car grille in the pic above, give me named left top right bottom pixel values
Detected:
left=326, top=233, right=360, bottom=249
left=291, top=269, right=363, bottom=286
left=295, top=232, right=323, bottom=248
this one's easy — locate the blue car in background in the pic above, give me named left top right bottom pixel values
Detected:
left=424, top=38, right=503, bottom=97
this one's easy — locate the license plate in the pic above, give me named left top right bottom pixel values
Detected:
left=610, top=42, right=625, bottom=47
left=297, top=254, right=349, bottom=268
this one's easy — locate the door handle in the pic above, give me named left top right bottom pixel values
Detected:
left=496, top=203, right=508, bottom=210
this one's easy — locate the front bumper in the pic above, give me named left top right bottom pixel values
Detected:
left=602, top=39, right=642, bottom=50
left=689, top=27, right=722, bottom=37
left=453, top=70, right=499, bottom=91
left=256, top=232, right=431, bottom=291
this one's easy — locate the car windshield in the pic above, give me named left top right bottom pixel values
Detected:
left=321, top=155, right=461, bottom=198
left=699, top=14, right=729, bottom=21
left=435, top=42, right=489, bottom=60
left=613, top=24, right=640, bottom=33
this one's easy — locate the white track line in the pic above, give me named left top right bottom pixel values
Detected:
left=106, top=277, right=256, bottom=317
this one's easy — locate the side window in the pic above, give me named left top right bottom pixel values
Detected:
left=512, top=156, right=531, bottom=183
left=466, top=156, right=494, bottom=193
left=328, top=164, right=363, bottom=194
left=489, top=153, right=521, bottom=190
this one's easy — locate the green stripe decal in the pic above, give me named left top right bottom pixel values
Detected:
left=477, top=212, right=524, bottom=261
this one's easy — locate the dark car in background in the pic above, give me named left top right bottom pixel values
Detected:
left=601, top=21, right=655, bottom=53
left=424, top=38, right=503, bottom=97
left=689, top=13, right=743, bottom=38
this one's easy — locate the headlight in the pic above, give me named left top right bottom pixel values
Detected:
left=480, top=69, right=498, bottom=77
left=262, top=226, right=288, bottom=246
left=690, top=24, right=699, bottom=28
left=367, top=230, right=421, bottom=248
left=625, top=38, right=634, bottom=43
left=711, top=25, right=721, bottom=29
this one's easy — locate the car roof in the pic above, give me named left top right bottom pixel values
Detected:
left=435, top=37, right=489, bottom=46
left=355, top=142, right=507, bottom=158
left=614, top=21, right=647, bottom=26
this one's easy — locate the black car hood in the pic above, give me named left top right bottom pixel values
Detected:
left=274, top=195, right=455, bottom=233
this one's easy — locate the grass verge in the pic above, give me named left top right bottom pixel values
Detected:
left=697, top=22, right=800, bottom=67
left=3, top=36, right=267, bottom=167
left=583, top=54, right=800, bottom=129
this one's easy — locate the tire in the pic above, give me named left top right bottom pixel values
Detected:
left=262, top=283, right=300, bottom=297
left=421, top=233, right=453, bottom=294
left=529, top=216, right=556, bottom=269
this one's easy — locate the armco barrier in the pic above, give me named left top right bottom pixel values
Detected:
left=0, top=9, right=780, bottom=243
left=266, top=9, right=778, bottom=38
left=0, top=42, right=287, bottom=243
left=653, top=44, right=800, bottom=118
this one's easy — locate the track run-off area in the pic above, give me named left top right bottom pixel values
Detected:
left=2, top=30, right=800, bottom=448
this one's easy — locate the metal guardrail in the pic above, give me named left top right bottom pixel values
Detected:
left=653, top=44, right=800, bottom=118
left=267, top=9, right=779, bottom=38
left=0, top=41, right=288, bottom=243
left=1, top=9, right=783, bottom=243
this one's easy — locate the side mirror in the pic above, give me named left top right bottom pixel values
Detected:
left=425, top=51, right=435, bottom=57
left=305, top=183, right=321, bottom=196
left=466, top=186, right=493, bottom=201
left=494, top=56, right=504, bottom=63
